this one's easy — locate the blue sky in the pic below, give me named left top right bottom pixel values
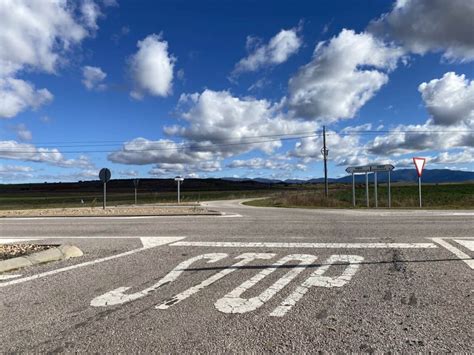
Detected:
left=1, top=0, right=474, bottom=182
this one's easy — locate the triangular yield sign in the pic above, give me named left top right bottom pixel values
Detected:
left=413, top=157, right=426, bottom=177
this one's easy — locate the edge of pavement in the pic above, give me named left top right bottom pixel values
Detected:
left=0, top=245, right=83, bottom=273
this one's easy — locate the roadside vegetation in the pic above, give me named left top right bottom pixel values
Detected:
left=244, top=183, right=474, bottom=209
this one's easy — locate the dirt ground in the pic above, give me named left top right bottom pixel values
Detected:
left=0, top=205, right=219, bottom=218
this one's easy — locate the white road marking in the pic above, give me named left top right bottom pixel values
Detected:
left=0, top=237, right=185, bottom=288
left=0, top=238, right=41, bottom=244
left=454, top=239, right=474, bottom=252
left=0, top=274, right=22, bottom=280
left=270, top=255, right=364, bottom=317
left=215, top=254, right=317, bottom=314
left=219, top=213, right=243, bottom=218
left=431, top=238, right=474, bottom=270
left=156, top=253, right=275, bottom=310
left=171, top=241, right=437, bottom=249
left=91, top=253, right=227, bottom=307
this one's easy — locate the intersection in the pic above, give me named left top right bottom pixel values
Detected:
left=1, top=200, right=473, bottom=352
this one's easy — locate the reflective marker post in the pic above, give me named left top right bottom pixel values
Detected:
left=174, top=176, right=184, bottom=204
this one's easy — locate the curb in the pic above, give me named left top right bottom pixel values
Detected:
left=0, top=245, right=83, bottom=273
left=0, top=212, right=222, bottom=219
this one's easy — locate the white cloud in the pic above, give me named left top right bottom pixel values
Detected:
left=0, top=140, right=95, bottom=168
left=82, top=65, right=107, bottom=90
left=149, top=161, right=221, bottom=177
left=165, top=90, right=316, bottom=157
left=288, top=29, right=404, bottom=122
left=129, top=34, right=176, bottom=99
left=227, top=158, right=306, bottom=171
left=369, top=0, right=474, bottom=62
left=0, top=164, right=35, bottom=180
left=108, top=138, right=214, bottom=165
left=233, top=28, right=302, bottom=75
left=11, top=123, right=32, bottom=141
left=0, top=77, right=53, bottom=118
left=418, top=72, right=474, bottom=126
left=0, top=0, right=109, bottom=119
left=119, top=170, right=139, bottom=177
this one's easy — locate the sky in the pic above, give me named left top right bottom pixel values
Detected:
left=1, top=0, right=474, bottom=183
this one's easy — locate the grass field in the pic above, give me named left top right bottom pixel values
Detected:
left=1, top=181, right=473, bottom=210
left=244, top=183, right=474, bottom=209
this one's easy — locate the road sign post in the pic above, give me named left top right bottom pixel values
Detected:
left=174, top=176, right=184, bottom=204
left=352, top=173, right=355, bottom=207
left=413, top=157, right=426, bottom=208
left=133, top=179, right=139, bottom=205
left=99, top=168, right=111, bottom=209
left=388, top=170, right=391, bottom=209
left=346, top=164, right=394, bottom=209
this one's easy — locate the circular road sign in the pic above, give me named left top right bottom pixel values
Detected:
left=133, top=179, right=139, bottom=188
left=99, top=168, right=111, bottom=183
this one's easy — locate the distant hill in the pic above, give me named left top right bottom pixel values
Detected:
left=224, top=169, right=474, bottom=184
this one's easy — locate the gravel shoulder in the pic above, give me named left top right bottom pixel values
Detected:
left=0, top=205, right=219, bottom=218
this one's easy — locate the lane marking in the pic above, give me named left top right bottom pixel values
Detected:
left=431, top=238, right=474, bottom=270
left=0, top=237, right=185, bottom=288
left=91, top=253, right=227, bottom=307
left=215, top=254, right=317, bottom=314
left=270, top=255, right=364, bottom=317
left=156, top=253, right=275, bottom=310
left=454, top=239, right=474, bottom=251
left=170, top=241, right=437, bottom=249
left=219, top=213, right=243, bottom=218
left=0, top=274, right=22, bottom=280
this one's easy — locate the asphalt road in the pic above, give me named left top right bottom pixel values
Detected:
left=1, top=200, right=473, bottom=353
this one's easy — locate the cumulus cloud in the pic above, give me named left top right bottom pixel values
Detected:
left=82, top=65, right=107, bottom=90
left=108, top=138, right=214, bottom=165
left=227, top=158, right=306, bottom=171
left=0, top=164, right=35, bottom=181
left=165, top=90, right=316, bottom=156
left=233, top=28, right=302, bottom=75
left=0, top=0, right=109, bottom=118
left=369, top=0, right=474, bottom=62
left=0, top=140, right=95, bottom=168
left=11, top=123, right=32, bottom=141
left=149, top=161, right=221, bottom=177
left=288, top=29, right=404, bottom=122
left=0, top=78, right=53, bottom=118
left=129, top=34, right=176, bottom=99
left=418, top=72, right=474, bottom=126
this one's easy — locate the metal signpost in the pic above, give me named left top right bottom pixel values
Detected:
left=174, top=176, right=184, bottom=204
left=346, top=164, right=395, bottom=208
left=413, top=157, right=426, bottom=208
left=133, top=179, right=139, bottom=205
left=99, top=168, right=111, bottom=209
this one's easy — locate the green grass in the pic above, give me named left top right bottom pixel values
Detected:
left=244, top=183, right=474, bottom=209
left=0, top=189, right=277, bottom=210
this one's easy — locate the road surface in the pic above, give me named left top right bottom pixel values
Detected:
left=1, top=200, right=473, bottom=353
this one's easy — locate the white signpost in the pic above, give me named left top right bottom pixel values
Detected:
left=413, top=157, right=426, bottom=208
left=174, top=176, right=184, bottom=204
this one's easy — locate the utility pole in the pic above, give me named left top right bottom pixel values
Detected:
left=321, top=126, right=329, bottom=198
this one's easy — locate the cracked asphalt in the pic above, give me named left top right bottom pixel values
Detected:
left=0, top=200, right=473, bottom=353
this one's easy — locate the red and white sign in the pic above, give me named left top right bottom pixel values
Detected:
left=413, top=157, right=426, bottom=177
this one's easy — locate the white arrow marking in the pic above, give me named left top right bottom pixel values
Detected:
left=0, top=237, right=185, bottom=288
left=91, top=253, right=227, bottom=307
